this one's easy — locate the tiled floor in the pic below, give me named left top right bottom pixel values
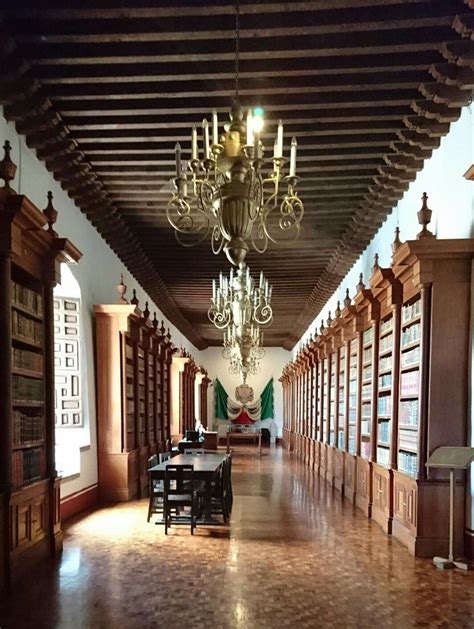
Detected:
left=1, top=447, right=474, bottom=628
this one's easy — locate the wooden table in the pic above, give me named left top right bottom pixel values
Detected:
left=149, top=453, right=227, bottom=523
left=226, top=431, right=262, bottom=456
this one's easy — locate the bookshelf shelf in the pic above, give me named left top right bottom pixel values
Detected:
left=11, top=302, right=44, bottom=322
left=11, top=335, right=42, bottom=349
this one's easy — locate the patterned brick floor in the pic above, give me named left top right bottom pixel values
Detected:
left=1, top=447, right=474, bottom=628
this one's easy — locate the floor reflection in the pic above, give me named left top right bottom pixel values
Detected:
left=0, top=446, right=473, bottom=628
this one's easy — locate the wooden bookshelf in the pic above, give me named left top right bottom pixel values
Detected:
left=281, top=194, right=474, bottom=557
left=0, top=142, right=81, bottom=588
left=94, top=291, right=176, bottom=502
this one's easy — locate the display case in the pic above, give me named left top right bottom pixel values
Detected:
left=94, top=287, right=175, bottom=501
left=0, top=141, right=81, bottom=588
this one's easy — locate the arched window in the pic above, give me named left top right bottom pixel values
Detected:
left=53, top=265, right=87, bottom=477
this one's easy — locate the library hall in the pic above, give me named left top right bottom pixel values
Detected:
left=1, top=1, right=474, bottom=627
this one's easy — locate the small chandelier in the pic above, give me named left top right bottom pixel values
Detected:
left=166, top=2, right=304, bottom=266
left=208, top=264, right=272, bottom=333
left=223, top=323, right=265, bottom=382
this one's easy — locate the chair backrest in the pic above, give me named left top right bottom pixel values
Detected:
left=148, top=454, right=159, bottom=469
left=164, top=464, right=194, bottom=496
left=184, top=448, right=205, bottom=455
left=159, top=452, right=171, bottom=464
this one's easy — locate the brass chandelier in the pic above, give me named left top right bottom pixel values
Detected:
left=223, top=323, right=265, bottom=382
left=208, top=263, right=272, bottom=332
left=166, top=0, right=304, bottom=266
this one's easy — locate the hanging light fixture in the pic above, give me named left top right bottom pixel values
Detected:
left=222, top=323, right=265, bottom=382
left=166, top=0, right=304, bottom=266
left=208, top=263, right=272, bottom=334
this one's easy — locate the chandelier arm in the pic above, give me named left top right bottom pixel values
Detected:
left=249, top=213, right=268, bottom=254
left=260, top=193, right=304, bottom=245
left=211, top=224, right=225, bottom=255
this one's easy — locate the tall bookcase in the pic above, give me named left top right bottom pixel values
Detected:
left=0, top=142, right=81, bottom=588
left=94, top=288, right=175, bottom=501
left=281, top=195, right=474, bottom=557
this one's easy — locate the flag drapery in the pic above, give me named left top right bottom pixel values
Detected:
left=215, top=378, right=274, bottom=424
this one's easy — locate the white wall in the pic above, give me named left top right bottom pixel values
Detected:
left=202, top=346, right=291, bottom=437
left=0, top=109, right=203, bottom=500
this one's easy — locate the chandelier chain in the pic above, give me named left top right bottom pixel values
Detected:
left=234, top=0, right=240, bottom=103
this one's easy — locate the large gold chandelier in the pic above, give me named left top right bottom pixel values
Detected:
left=166, top=1, right=304, bottom=266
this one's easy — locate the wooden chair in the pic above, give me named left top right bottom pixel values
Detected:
left=159, top=452, right=171, bottom=463
left=147, top=454, right=163, bottom=522
left=164, top=464, right=197, bottom=534
left=198, top=454, right=232, bottom=523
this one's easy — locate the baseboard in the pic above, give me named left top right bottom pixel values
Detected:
left=60, top=483, right=99, bottom=522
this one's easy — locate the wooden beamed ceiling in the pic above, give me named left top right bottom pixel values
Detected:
left=0, top=1, right=473, bottom=349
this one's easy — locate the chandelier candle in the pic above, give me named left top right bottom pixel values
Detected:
left=167, top=102, right=304, bottom=265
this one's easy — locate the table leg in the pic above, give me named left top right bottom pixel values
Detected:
left=259, top=433, right=262, bottom=456
left=227, top=434, right=230, bottom=454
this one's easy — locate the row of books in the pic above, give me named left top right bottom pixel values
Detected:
left=361, top=419, right=371, bottom=435
left=398, top=451, right=417, bottom=476
left=361, top=441, right=370, bottom=458
left=348, top=437, right=356, bottom=455
left=380, top=317, right=392, bottom=336
left=12, top=282, right=43, bottom=316
left=363, top=327, right=373, bottom=345
left=12, top=310, right=43, bottom=345
left=401, top=346, right=420, bottom=368
left=348, top=409, right=356, bottom=421
left=338, top=430, right=344, bottom=449
left=401, top=322, right=421, bottom=347
left=400, top=370, right=420, bottom=396
left=377, top=446, right=390, bottom=466
left=399, top=399, right=419, bottom=425
left=362, top=383, right=372, bottom=398
left=379, top=373, right=392, bottom=389
left=12, top=447, right=45, bottom=488
left=399, top=428, right=418, bottom=451
left=402, top=299, right=421, bottom=323
left=379, top=355, right=392, bottom=372
left=12, top=347, right=43, bottom=373
left=12, top=375, right=44, bottom=404
left=13, top=410, right=44, bottom=445
left=379, top=332, right=393, bottom=353
left=363, top=347, right=371, bottom=363
left=363, top=365, right=372, bottom=381
left=378, top=420, right=390, bottom=444
left=378, top=395, right=392, bottom=416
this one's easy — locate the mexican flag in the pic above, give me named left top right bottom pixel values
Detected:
left=215, top=378, right=274, bottom=424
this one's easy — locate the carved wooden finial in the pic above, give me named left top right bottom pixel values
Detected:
left=159, top=320, right=166, bottom=336
left=131, top=289, right=139, bottom=306
left=372, top=253, right=380, bottom=273
left=356, top=273, right=365, bottom=292
left=43, top=191, right=58, bottom=236
left=344, top=288, right=351, bottom=308
left=417, top=192, right=435, bottom=239
left=326, top=311, right=332, bottom=326
left=143, top=301, right=150, bottom=321
left=166, top=327, right=172, bottom=342
left=335, top=301, right=341, bottom=318
left=0, top=140, right=17, bottom=194
left=152, top=312, right=158, bottom=330
left=391, top=226, right=402, bottom=258
left=117, top=273, right=128, bottom=304
left=319, top=320, right=325, bottom=335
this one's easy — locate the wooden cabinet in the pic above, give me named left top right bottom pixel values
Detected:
left=281, top=195, right=474, bottom=557
left=94, top=300, right=175, bottom=501
left=0, top=141, right=81, bottom=588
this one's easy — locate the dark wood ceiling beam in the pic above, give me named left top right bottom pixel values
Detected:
left=429, top=62, right=474, bottom=87
left=5, top=2, right=441, bottom=21
left=396, top=129, right=441, bottom=149
left=26, top=38, right=454, bottom=66
left=410, top=99, right=461, bottom=121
